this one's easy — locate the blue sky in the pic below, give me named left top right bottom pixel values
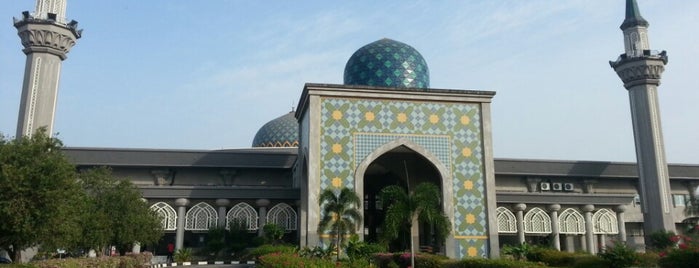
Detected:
left=1, top=1, right=697, bottom=164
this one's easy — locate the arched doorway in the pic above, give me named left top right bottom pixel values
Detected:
left=358, top=142, right=448, bottom=253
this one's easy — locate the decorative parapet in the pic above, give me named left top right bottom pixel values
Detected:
left=14, top=12, right=81, bottom=60
left=610, top=50, right=668, bottom=88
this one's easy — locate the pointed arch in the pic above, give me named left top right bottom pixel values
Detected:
left=227, top=202, right=258, bottom=231
left=185, top=202, right=218, bottom=231
left=267, top=203, right=297, bottom=231
left=524, top=207, right=552, bottom=234
left=150, top=202, right=177, bottom=231
left=354, top=137, right=454, bottom=239
left=496, top=207, right=517, bottom=233
left=593, top=208, right=618, bottom=234
left=559, top=208, right=585, bottom=234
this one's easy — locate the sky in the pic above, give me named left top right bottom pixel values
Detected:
left=0, top=1, right=697, bottom=164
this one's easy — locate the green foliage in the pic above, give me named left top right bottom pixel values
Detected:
left=636, top=252, right=660, bottom=268
left=258, top=252, right=337, bottom=268
left=299, top=245, right=334, bottom=260
left=173, top=248, right=192, bottom=263
left=29, top=252, right=152, bottom=268
left=263, top=223, right=285, bottom=244
left=501, top=243, right=531, bottom=261
left=227, top=219, right=256, bottom=257
left=345, top=234, right=385, bottom=263
left=570, top=255, right=611, bottom=268
left=204, top=226, right=227, bottom=257
left=598, top=241, right=638, bottom=268
left=0, top=130, right=85, bottom=262
left=379, top=183, right=450, bottom=251
left=372, top=253, right=447, bottom=268
left=525, top=246, right=585, bottom=267
left=246, top=244, right=297, bottom=260
left=77, top=167, right=163, bottom=255
left=658, top=230, right=699, bottom=268
left=317, top=187, right=363, bottom=260
left=441, top=258, right=547, bottom=268
left=649, top=230, right=678, bottom=250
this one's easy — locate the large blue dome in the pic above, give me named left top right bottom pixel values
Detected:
left=344, top=38, right=429, bottom=89
left=252, top=112, right=299, bottom=148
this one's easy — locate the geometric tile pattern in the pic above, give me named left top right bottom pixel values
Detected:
left=320, top=97, right=488, bottom=258
left=344, top=38, right=429, bottom=89
left=252, top=111, right=299, bottom=148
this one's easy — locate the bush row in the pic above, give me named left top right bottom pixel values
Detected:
left=4, top=253, right=152, bottom=268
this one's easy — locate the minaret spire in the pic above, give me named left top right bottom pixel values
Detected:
left=610, top=0, right=675, bottom=247
left=13, top=0, right=81, bottom=137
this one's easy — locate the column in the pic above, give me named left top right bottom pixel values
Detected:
left=514, top=203, right=527, bottom=244
left=174, top=198, right=190, bottom=250
left=614, top=205, right=627, bottom=243
left=216, top=199, right=230, bottom=228
left=548, top=204, right=561, bottom=250
left=256, top=199, right=270, bottom=237
left=582, top=204, right=595, bottom=254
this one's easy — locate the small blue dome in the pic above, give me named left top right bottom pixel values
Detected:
left=344, top=38, right=429, bottom=89
left=252, top=112, right=299, bottom=148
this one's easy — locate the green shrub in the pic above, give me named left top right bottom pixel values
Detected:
left=571, top=255, right=610, bottom=268
left=636, top=252, right=660, bottom=268
left=173, top=248, right=192, bottom=263
left=442, top=258, right=546, bottom=268
left=501, top=243, right=531, bottom=261
left=598, top=241, right=637, bottom=268
left=246, top=244, right=297, bottom=260
left=658, top=247, right=699, bottom=268
left=299, top=245, right=334, bottom=260
left=30, top=253, right=152, bottom=268
left=649, top=230, right=678, bottom=250
left=258, top=252, right=336, bottom=268
left=345, top=235, right=385, bottom=264
left=526, top=246, right=582, bottom=266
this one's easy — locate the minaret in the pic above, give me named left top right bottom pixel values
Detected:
left=610, top=0, right=675, bottom=239
left=13, top=0, right=81, bottom=138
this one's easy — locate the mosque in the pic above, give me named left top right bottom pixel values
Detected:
left=8, top=0, right=699, bottom=259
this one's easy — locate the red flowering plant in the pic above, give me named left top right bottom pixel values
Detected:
left=657, top=225, right=699, bottom=268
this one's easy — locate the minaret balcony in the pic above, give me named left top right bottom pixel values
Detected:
left=609, top=50, right=668, bottom=69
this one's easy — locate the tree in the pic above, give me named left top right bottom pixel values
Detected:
left=0, top=129, right=85, bottom=263
left=379, top=182, right=450, bottom=266
left=317, top=187, right=362, bottom=260
left=78, top=167, right=163, bottom=255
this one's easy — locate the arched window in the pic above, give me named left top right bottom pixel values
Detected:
left=559, top=208, right=585, bottom=234
left=593, top=208, right=618, bottom=234
left=524, top=207, right=551, bottom=234
left=150, top=202, right=177, bottom=231
left=185, top=202, right=218, bottom=231
left=267, top=203, right=297, bottom=231
left=227, top=203, right=258, bottom=231
left=496, top=207, right=517, bottom=233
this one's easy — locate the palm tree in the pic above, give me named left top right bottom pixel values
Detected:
left=317, top=187, right=363, bottom=260
left=380, top=182, right=450, bottom=260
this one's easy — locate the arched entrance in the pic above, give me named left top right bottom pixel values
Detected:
left=355, top=138, right=454, bottom=254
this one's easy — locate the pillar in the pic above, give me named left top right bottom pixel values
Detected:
left=256, top=199, right=270, bottom=237
left=215, top=199, right=230, bottom=228
left=174, top=198, right=190, bottom=250
left=514, top=203, right=527, bottom=244
left=582, top=204, right=595, bottom=254
left=548, top=204, right=561, bottom=250
left=614, top=205, right=627, bottom=243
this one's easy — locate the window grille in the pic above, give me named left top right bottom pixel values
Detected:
left=150, top=202, right=177, bottom=231
left=267, top=203, right=297, bottom=231
left=227, top=203, right=258, bottom=231
left=523, top=207, right=551, bottom=234
left=185, top=202, right=218, bottom=231
left=559, top=208, right=585, bottom=234
left=496, top=207, right=517, bottom=233
left=593, top=208, right=618, bottom=234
